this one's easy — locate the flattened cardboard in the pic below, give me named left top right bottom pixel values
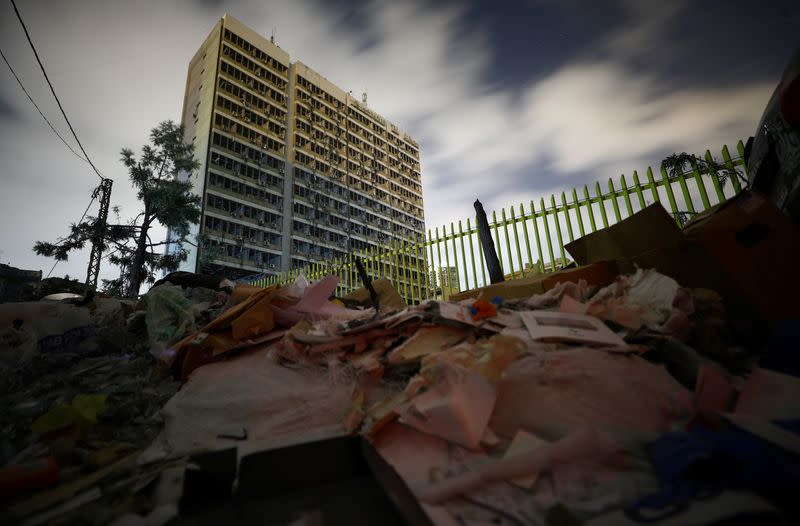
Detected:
left=565, top=203, right=682, bottom=265
left=344, top=278, right=407, bottom=312
left=681, top=191, right=800, bottom=323
left=450, top=260, right=621, bottom=302
left=520, top=310, right=627, bottom=346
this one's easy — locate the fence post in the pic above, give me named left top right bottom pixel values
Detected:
left=721, top=144, right=742, bottom=194
left=736, top=140, right=748, bottom=177
left=510, top=206, right=523, bottom=279
left=705, top=150, right=726, bottom=203
left=402, top=236, right=411, bottom=304
left=392, top=238, right=401, bottom=295
left=426, top=229, right=435, bottom=296
left=382, top=245, right=388, bottom=279
left=338, top=257, right=345, bottom=293
left=632, top=170, right=647, bottom=209
left=646, top=167, right=660, bottom=204
left=659, top=166, right=680, bottom=217
left=607, top=179, right=622, bottom=223
left=476, top=219, right=487, bottom=287
left=447, top=223, right=458, bottom=291
left=414, top=233, right=424, bottom=302
left=530, top=200, right=545, bottom=273
left=619, top=174, right=634, bottom=217
left=595, top=182, right=609, bottom=228
left=458, top=220, right=469, bottom=291
left=541, top=198, right=555, bottom=271
left=491, top=211, right=504, bottom=275
left=519, top=203, right=534, bottom=275
left=583, top=185, right=597, bottom=232
left=571, top=189, right=585, bottom=238
left=561, top=192, right=574, bottom=243
left=690, top=158, right=711, bottom=211
left=467, top=218, right=478, bottom=289
left=672, top=163, right=695, bottom=214
left=501, top=208, right=515, bottom=280
left=550, top=195, right=566, bottom=266
left=442, top=228, right=452, bottom=299
left=435, top=226, right=443, bottom=298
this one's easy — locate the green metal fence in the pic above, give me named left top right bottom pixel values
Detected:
left=249, top=141, right=747, bottom=302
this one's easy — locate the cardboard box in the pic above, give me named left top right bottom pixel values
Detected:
left=565, top=203, right=683, bottom=266
left=682, top=191, right=800, bottom=323
left=450, top=260, right=622, bottom=302
left=565, top=193, right=800, bottom=328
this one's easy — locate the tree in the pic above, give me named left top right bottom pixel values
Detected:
left=34, top=121, right=202, bottom=298
left=196, top=232, right=225, bottom=275
left=661, top=152, right=744, bottom=190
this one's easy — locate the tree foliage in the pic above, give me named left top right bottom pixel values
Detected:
left=660, top=152, right=743, bottom=190
left=34, top=121, right=201, bottom=298
left=660, top=151, right=746, bottom=227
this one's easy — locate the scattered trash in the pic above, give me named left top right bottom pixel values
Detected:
left=2, top=194, right=799, bottom=525
left=144, top=284, right=196, bottom=357
left=31, top=393, right=107, bottom=436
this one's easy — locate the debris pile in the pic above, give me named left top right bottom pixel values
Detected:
left=1, top=191, right=799, bottom=525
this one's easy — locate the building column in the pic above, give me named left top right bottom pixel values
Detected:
left=280, top=65, right=296, bottom=272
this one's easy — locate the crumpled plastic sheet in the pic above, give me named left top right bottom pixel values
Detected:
left=526, top=279, right=593, bottom=309
left=416, top=427, right=629, bottom=504
left=536, top=454, right=659, bottom=520
left=143, top=347, right=352, bottom=460
left=144, top=284, right=195, bottom=356
left=562, top=269, right=688, bottom=332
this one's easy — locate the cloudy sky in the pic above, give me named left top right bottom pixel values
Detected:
left=0, top=0, right=798, bottom=285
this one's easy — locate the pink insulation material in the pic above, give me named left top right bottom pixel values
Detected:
left=148, top=347, right=352, bottom=458
left=489, top=349, right=692, bottom=439
left=395, top=361, right=497, bottom=450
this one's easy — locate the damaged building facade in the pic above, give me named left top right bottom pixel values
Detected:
left=171, top=13, right=425, bottom=282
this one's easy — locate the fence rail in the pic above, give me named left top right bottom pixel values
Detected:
left=247, top=141, right=747, bottom=302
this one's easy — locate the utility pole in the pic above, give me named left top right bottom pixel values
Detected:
left=85, top=178, right=113, bottom=290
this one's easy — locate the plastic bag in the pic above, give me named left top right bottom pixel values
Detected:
left=144, top=284, right=195, bottom=356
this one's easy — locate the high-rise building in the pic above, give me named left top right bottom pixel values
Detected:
left=173, top=13, right=425, bottom=290
left=439, top=266, right=460, bottom=297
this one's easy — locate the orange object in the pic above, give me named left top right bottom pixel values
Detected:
left=470, top=299, right=498, bottom=321
left=0, top=456, right=59, bottom=498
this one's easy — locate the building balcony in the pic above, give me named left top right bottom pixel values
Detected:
left=220, top=47, right=288, bottom=93
left=206, top=205, right=283, bottom=233
left=207, top=184, right=282, bottom=212
left=213, top=254, right=279, bottom=272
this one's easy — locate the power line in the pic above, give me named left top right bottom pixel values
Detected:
left=45, top=193, right=98, bottom=279
left=9, top=0, right=105, bottom=181
left=0, top=46, right=89, bottom=164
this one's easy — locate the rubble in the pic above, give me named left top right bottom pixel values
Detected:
left=1, top=192, right=799, bottom=525
left=0, top=263, right=42, bottom=303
